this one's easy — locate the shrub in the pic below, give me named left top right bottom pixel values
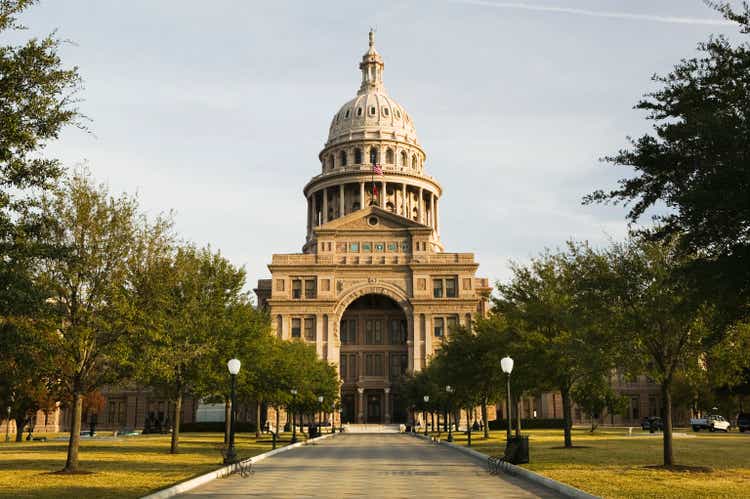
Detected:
left=488, top=418, right=564, bottom=430
left=180, top=421, right=257, bottom=433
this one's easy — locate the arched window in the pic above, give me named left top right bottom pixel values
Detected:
left=354, top=148, right=362, bottom=164
left=340, top=150, right=347, bottom=166
left=400, top=151, right=407, bottom=166
left=386, top=201, right=395, bottom=212
left=411, top=154, right=417, bottom=168
left=328, top=155, right=334, bottom=169
left=357, top=107, right=363, bottom=117
left=385, top=148, right=394, bottom=164
left=412, top=206, right=419, bottom=221
left=345, top=109, right=350, bottom=118
left=369, top=148, right=378, bottom=165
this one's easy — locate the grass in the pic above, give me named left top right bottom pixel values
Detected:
left=0, top=431, right=294, bottom=498
left=449, top=427, right=750, bottom=498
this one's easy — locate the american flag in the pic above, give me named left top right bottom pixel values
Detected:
left=372, top=163, right=383, bottom=175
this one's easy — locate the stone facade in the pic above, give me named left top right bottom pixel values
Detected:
left=255, top=31, right=491, bottom=424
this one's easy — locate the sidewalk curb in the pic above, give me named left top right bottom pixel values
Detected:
left=140, top=432, right=336, bottom=499
left=411, top=433, right=599, bottom=499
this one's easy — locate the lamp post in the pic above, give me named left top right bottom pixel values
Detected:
left=423, top=395, right=430, bottom=436
left=317, top=395, right=324, bottom=434
left=339, top=408, right=343, bottom=432
left=445, top=385, right=455, bottom=442
left=290, top=389, right=298, bottom=443
left=224, top=358, right=241, bottom=464
left=501, top=356, right=514, bottom=442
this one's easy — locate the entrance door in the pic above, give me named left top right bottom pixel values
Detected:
left=342, top=394, right=355, bottom=423
left=367, top=393, right=382, bottom=423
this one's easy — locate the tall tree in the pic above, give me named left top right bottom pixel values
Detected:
left=0, top=0, right=82, bottom=440
left=41, top=172, right=169, bottom=472
left=495, top=242, right=616, bottom=448
left=606, top=234, right=712, bottom=467
left=135, top=245, right=245, bottom=454
left=585, top=2, right=750, bottom=317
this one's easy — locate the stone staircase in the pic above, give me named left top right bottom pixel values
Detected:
left=342, top=423, right=403, bottom=433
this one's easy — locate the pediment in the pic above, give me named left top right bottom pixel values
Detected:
left=316, top=206, right=429, bottom=232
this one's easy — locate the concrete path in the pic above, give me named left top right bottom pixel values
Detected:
left=179, top=433, right=560, bottom=498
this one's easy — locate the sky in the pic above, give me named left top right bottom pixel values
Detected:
left=12, top=0, right=744, bottom=291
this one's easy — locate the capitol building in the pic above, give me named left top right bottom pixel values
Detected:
left=255, top=31, right=491, bottom=424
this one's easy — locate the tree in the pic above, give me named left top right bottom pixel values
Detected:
left=585, top=2, right=750, bottom=317
left=571, top=376, right=626, bottom=432
left=495, top=242, right=616, bottom=448
left=135, top=245, right=245, bottom=454
left=606, top=234, right=713, bottom=467
left=1, top=0, right=83, bottom=314
left=0, top=0, right=82, bottom=443
left=40, top=172, right=169, bottom=472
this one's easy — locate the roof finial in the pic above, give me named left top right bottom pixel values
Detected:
left=369, top=27, right=375, bottom=48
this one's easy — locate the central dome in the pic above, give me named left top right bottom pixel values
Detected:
left=325, top=31, right=420, bottom=149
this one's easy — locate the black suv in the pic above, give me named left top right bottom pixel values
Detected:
left=641, top=416, right=663, bottom=432
left=738, top=413, right=750, bottom=433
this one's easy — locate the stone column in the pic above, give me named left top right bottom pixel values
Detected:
left=424, top=315, right=432, bottom=360
left=384, top=387, right=391, bottom=423
left=401, top=183, right=407, bottom=216
left=316, top=314, right=324, bottom=358
left=323, top=187, right=328, bottom=223
left=357, top=387, right=365, bottom=423
left=312, top=192, right=317, bottom=227
left=339, top=184, right=345, bottom=217
left=435, top=197, right=439, bottom=234
left=430, top=192, right=435, bottom=229
left=381, top=180, right=386, bottom=209
left=359, top=181, right=365, bottom=209
left=412, top=313, right=422, bottom=371
left=418, top=187, right=424, bottom=224
left=307, top=196, right=312, bottom=237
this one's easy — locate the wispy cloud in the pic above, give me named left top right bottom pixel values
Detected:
left=450, top=0, right=734, bottom=26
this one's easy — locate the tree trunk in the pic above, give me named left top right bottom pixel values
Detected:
left=255, top=400, right=261, bottom=438
left=662, top=382, right=674, bottom=467
left=431, top=412, right=435, bottom=434
left=14, top=416, right=25, bottom=442
left=170, top=393, right=182, bottom=454
left=561, top=386, right=573, bottom=448
left=481, top=400, right=489, bottom=438
left=63, top=392, right=83, bottom=472
left=224, top=397, right=231, bottom=444
left=275, top=406, right=280, bottom=435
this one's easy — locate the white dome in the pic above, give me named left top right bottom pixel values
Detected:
left=324, top=31, right=420, bottom=148
left=327, top=92, right=418, bottom=147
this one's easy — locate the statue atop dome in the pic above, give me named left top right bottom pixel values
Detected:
left=359, top=29, right=385, bottom=95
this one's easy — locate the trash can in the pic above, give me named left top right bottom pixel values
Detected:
left=504, top=436, right=530, bottom=465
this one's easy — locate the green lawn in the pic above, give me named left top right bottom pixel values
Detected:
left=450, top=427, right=750, bottom=498
left=0, top=431, right=293, bottom=498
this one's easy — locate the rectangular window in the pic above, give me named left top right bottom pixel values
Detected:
left=365, top=319, right=383, bottom=344
left=389, top=319, right=406, bottom=345
left=341, top=319, right=357, bottom=344
left=291, top=318, right=301, bottom=338
left=445, top=278, right=457, bottom=298
left=446, top=315, right=458, bottom=334
left=365, top=353, right=384, bottom=376
left=340, top=355, right=347, bottom=379
left=304, top=317, right=315, bottom=340
left=433, top=317, right=444, bottom=337
left=292, top=280, right=302, bottom=299
left=304, top=279, right=317, bottom=299
left=349, top=354, right=358, bottom=380
left=630, top=396, right=640, bottom=420
left=433, top=279, right=443, bottom=298
left=276, top=279, right=285, bottom=291
left=389, top=353, right=408, bottom=379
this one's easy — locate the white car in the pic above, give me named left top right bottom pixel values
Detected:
left=690, top=414, right=731, bottom=432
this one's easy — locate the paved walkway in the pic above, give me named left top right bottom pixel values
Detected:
left=179, top=433, right=560, bottom=498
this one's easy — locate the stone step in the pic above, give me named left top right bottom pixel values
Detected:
left=342, top=423, right=403, bottom=433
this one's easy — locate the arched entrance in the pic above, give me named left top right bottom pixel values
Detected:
left=339, top=294, right=409, bottom=424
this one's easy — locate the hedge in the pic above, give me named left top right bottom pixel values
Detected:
left=180, top=421, right=257, bottom=433
left=488, top=418, right=564, bottom=430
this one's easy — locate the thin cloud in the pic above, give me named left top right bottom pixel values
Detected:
left=450, top=0, right=734, bottom=26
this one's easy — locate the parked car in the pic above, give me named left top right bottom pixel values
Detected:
left=737, top=413, right=750, bottom=433
left=690, top=414, right=731, bottom=432
left=641, top=417, right=663, bottom=431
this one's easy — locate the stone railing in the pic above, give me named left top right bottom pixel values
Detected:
left=272, top=252, right=476, bottom=266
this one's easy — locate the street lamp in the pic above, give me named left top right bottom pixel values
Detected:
left=423, top=395, right=430, bottom=436
left=445, top=385, right=455, bottom=442
left=224, top=358, right=241, bottom=464
left=317, top=395, right=324, bottom=434
left=501, top=356, right=514, bottom=442
left=290, top=389, right=298, bottom=443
